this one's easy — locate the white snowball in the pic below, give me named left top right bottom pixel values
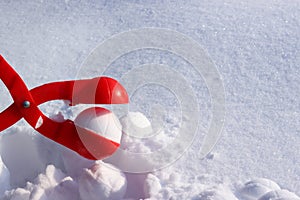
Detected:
left=120, top=112, right=153, bottom=138
left=78, top=161, right=127, bottom=200
left=75, top=107, right=122, bottom=144
left=240, top=178, right=281, bottom=200
left=105, top=112, right=157, bottom=172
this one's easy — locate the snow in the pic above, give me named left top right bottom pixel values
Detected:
left=239, top=178, right=281, bottom=200
left=2, top=113, right=299, bottom=199
left=121, top=112, right=153, bottom=138
left=0, top=0, right=300, bottom=199
left=143, top=174, right=162, bottom=198
left=78, top=161, right=127, bottom=200
left=0, top=157, right=10, bottom=195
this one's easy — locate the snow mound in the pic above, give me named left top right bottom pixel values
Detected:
left=78, top=161, right=127, bottom=200
left=147, top=170, right=240, bottom=199
left=106, top=111, right=181, bottom=173
left=1, top=165, right=79, bottom=200
left=2, top=188, right=30, bottom=200
left=195, top=185, right=239, bottom=200
left=1, top=162, right=127, bottom=200
left=0, top=112, right=299, bottom=199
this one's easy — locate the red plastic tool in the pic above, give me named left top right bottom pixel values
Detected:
left=0, top=55, right=129, bottom=160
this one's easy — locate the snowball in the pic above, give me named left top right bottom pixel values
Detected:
left=121, top=112, right=153, bottom=138
left=78, top=161, right=127, bottom=200
left=105, top=112, right=158, bottom=172
left=239, top=178, right=281, bottom=200
left=74, top=107, right=122, bottom=144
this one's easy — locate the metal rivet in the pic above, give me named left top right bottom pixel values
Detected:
left=23, top=101, right=30, bottom=108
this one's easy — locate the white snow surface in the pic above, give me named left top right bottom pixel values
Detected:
left=0, top=0, right=299, bottom=199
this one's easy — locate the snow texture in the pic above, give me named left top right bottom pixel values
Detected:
left=0, top=0, right=299, bottom=199
left=78, top=161, right=127, bottom=200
